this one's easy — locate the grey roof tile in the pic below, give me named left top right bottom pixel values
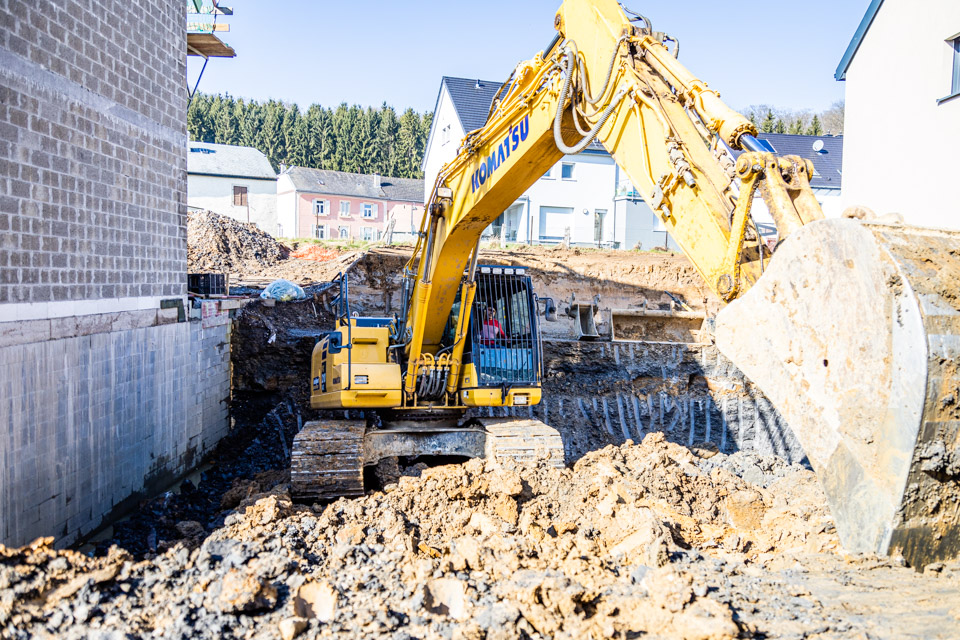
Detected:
left=733, top=133, right=843, bottom=189
left=442, top=76, right=503, bottom=133
left=283, top=166, right=423, bottom=203
left=187, top=142, right=277, bottom=179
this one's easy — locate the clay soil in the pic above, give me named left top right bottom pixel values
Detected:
left=2, top=230, right=958, bottom=639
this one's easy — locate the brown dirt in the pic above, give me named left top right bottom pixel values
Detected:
left=187, top=210, right=358, bottom=286
left=4, top=435, right=958, bottom=639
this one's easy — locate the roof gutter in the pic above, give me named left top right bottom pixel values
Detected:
left=835, top=0, right=884, bottom=81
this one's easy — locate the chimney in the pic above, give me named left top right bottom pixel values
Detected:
left=373, top=173, right=381, bottom=189
left=279, top=163, right=288, bottom=173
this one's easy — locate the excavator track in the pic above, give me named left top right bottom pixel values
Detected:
left=291, top=417, right=565, bottom=501
left=291, top=419, right=365, bottom=501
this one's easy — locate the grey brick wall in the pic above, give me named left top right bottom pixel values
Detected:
left=0, top=0, right=186, bottom=305
left=0, top=320, right=231, bottom=548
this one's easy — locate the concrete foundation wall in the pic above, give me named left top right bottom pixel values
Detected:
left=0, top=320, right=230, bottom=548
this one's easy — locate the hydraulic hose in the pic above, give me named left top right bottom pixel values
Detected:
left=553, top=43, right=629, bottom=156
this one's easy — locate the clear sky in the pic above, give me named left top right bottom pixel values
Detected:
left=188, top=1, right=869, bottom=115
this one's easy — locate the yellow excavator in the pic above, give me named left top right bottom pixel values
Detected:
left=292, top=0, right=960, bottom=568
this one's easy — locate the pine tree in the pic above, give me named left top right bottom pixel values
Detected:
left=187, top=93, right=214, bottom=142
left=260, top=100, right=286, bottom=170
left=213, top=94, right=240, bottom=145
left=788, top=117, right=804, bottom=135
left=238, top=100, right=264, bottom=149
left=396, top=108, right=420, bottom=178
left=774, top=118, right=786, bottom=134
left=806, top=114, right=823, bottom=136
left=376, top=103, right=400, bottom=178
left=760, top=110, right=776, bottom=133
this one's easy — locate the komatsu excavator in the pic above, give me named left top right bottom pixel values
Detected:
left=293, top=0, right=960, bottom=567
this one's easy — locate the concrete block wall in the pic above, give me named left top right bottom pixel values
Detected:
left=0, top=320, right=231, bottom=548
left=0, top=0, right=186, bottom=313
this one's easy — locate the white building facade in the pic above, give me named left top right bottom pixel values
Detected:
left=187, top=142, right=279, bottom=234
left=423, top=76, right=677, bottom=249
left=836, top=0, right=960, bottom=229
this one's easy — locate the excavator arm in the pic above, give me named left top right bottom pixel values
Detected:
left=401, top=0, right=823, bottom=395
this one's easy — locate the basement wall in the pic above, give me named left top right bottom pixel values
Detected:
left=0, top=1, right=231, bottom=547
left=0, top=319, right=231, bottom=547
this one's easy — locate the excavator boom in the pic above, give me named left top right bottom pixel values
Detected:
left=294, top=0, right=960, bottom=567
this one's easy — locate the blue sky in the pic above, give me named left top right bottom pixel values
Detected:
left=188, top=1, right=868, bottom=114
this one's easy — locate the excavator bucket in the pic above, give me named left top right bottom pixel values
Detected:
left=611, top=308, right=706, bottom=344
left=715, top=218, right=960, bottom=568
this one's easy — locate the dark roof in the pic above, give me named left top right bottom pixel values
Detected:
left=282, top=166, right=423, bottom=203
left=442, top=77, right=503, bottom=133
left=835, top=0, right=884, bottom=80
left=187, top=142, right=276, bottom=179
left=732, top=133, right=843, bottom=189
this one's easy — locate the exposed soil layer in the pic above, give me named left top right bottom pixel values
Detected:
left=187, top=210, right=357, bottom=286
left=4, top=435, right=958, bottom=639
left=6, top=242, right=956, bottom=638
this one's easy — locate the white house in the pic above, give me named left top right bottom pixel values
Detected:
left=422, top=76, right=677, bottom=249
left=835, top=0, right=960, bottom=229
left=187, top=142, right=279, bottom=234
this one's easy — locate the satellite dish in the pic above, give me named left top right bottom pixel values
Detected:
left=812, top=139, right=825, bottom=153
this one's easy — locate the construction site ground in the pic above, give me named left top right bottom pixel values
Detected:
left=2, top=212, right=957, bottom=639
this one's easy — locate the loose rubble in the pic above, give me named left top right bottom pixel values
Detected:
left=3, top=434, right=959, bottom=639
left=188, top=210, right=290, bottom=274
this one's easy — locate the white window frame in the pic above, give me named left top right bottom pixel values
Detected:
left=361, top=226, right=374, bottom=241
left=361, top=203, right=377, bottom=219
left=541, top=166, right=554, bottom=180
left=313, top=199, right=328, bottom=216
left=442, top=124, right=451, bottom=145
left=952, top=36, right=960, bottom=96
left=339, top=200, right=351, bottom=217
left=338, top=225, right=350, bottom=239
left=311, top=224, right=327, bottom=240
left=561, top=162, right=575, bottom=180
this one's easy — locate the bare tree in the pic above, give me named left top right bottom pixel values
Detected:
left=820, top=100, right=845, bottom=135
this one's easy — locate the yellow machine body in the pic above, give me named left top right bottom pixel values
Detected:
left=309, top=320, right=402, bottom=410
left=292, top=0, right=960, bottom=570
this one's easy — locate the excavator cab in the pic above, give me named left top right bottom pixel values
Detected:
left=459, top=266, right=543, bottom=407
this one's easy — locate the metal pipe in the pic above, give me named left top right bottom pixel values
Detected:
left=739, top=134, right=765, bottom=153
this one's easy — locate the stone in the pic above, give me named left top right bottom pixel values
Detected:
left=278, top=616, right=308, bottom=640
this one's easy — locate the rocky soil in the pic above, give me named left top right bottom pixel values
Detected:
left=3, top=434, right=958, bottom=639
left=187, top=210, right=357, bottom=286
left=4, top=234, right=955, bottom=638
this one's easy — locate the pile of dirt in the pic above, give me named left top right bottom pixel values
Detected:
left=5, top=434, right=959, bottom=639
left=289, top=245, right=342, bottom=262
left=188, top=210, right=289, bottom=273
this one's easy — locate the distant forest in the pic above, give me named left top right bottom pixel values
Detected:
left=187, top=93, right=434, bottom=179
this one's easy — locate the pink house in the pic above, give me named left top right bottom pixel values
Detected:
left=277, top=167, right=424, bottom=241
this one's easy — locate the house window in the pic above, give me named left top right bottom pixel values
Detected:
left=313, top=199, right=328, bottom=216
left=361, top=227, right=374, bottom=241
left=339, top=201, right=351, bottom=217
left=561, top=163, right=575, bottom=180
left=952, top=37, right=960, bottom=95
left=442, top=125, right=451, bottom=145
left=312, top=224, right=327, bottom=240
left=233, top=185, right=248, bottom=206
left=276, top=224, right=283, bottom=237
left=541, top=167, right=553, bottom=179
left=338, top=226, right=350, bottom=239
left=362, top=203, right=377, bottom=219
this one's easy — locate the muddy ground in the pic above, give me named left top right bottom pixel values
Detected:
left=3, top=230, right=959, bottom=638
